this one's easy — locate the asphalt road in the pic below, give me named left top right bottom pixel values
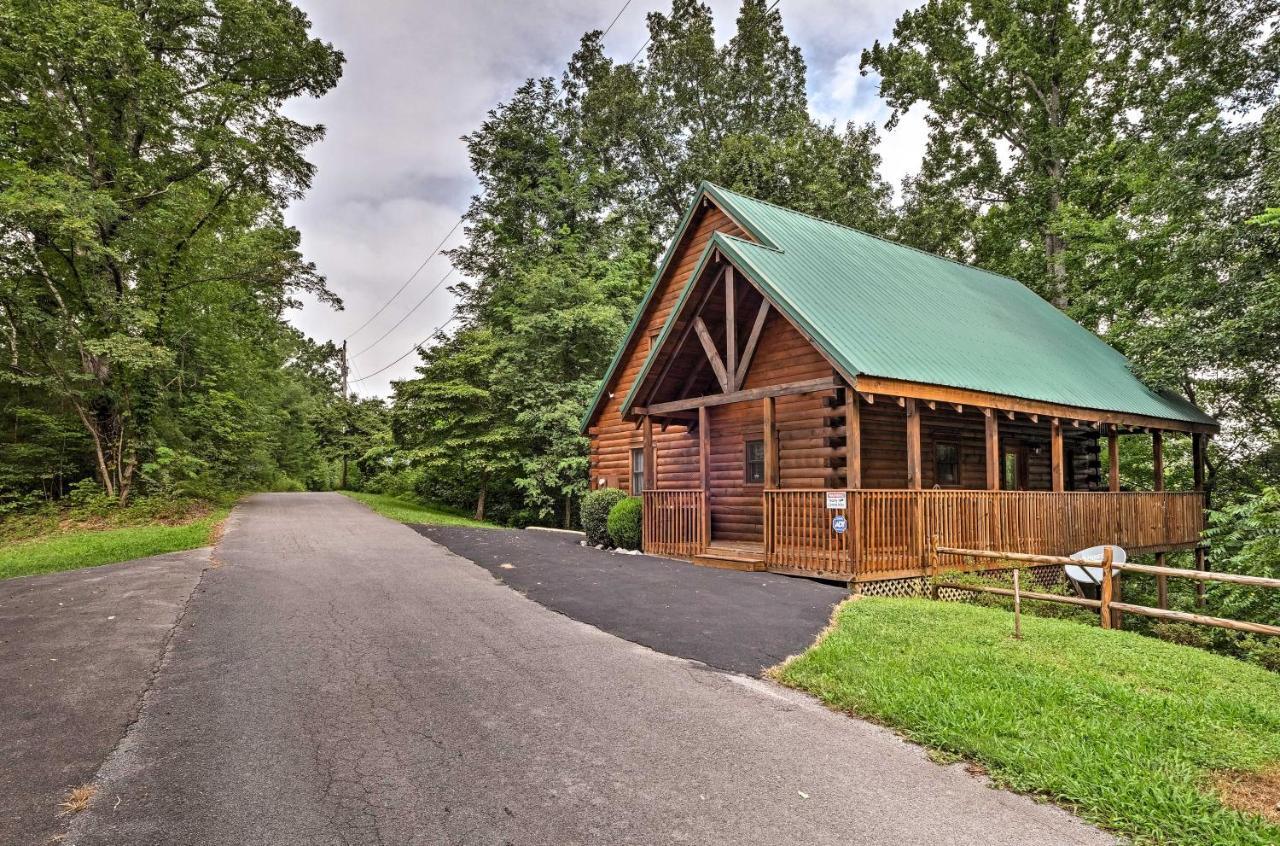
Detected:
left=0, top=547, right=210, bottom=846
left=66, top=493, right=1111, bottom=845
left=410, top=524, right=846, bottom=675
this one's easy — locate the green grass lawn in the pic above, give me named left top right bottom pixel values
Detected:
left=0, top=506, right=230, bottom=581
left=341, top=491, right=494, bottom=528
left=776, top=598, right=1280, bottom=846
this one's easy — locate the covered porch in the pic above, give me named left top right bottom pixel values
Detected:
left=637, top=377, right=1210, bottom=583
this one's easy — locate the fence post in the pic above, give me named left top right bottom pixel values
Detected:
left=1013, top=568, right=1022, bottom=640
left=1195, top=546, right=1207, bottom=609
left=929, top=534, right=941, bottom=600
left=1155, top=551, right=1168, bottom=609
left=1099, top=546, right=1114, bottom=630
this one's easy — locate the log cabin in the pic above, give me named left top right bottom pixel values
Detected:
left=582, top=183, right=1218, bottom=585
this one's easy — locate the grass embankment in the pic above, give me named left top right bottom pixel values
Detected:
left=0, top=498, right=232, bottom=580
left=341, top=491, right=493, bottom=528
left=776, top=598, right=1280, bottom=846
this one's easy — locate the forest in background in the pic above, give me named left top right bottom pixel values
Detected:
left=2, top=0, right=1279, bottom=557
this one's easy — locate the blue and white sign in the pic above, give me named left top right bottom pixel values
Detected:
left=832, top=515, right=848, bottom=534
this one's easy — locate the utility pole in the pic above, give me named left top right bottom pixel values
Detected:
left=340, top=340, right=349, bottom=490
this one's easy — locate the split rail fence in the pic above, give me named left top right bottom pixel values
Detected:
left=932, top=543, right=1280, bottom=638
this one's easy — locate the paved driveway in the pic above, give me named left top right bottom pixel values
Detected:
left=410, top=525, right=847, bottom=676
left=64, top=493, right=1110, bottom=845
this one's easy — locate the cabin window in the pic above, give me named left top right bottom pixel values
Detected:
left=630, top=447, right=645, bottom=493
left=934, top=441, right=961, bottom=486
left=745, top=439, right=765, bottom=484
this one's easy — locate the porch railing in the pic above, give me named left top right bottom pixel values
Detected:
left=642, top=489, right=707, bottom=558
left=763, top=490, right=1206, bottom=580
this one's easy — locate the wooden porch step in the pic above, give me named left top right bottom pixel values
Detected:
left=693, top=543, right=766, bottom=572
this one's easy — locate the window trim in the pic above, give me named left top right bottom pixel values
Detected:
left=630, top=446, right=645, bottom=494
left=744, top=439, right=765, bottom=485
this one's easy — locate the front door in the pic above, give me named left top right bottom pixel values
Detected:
left=1002, top=445, right=1030, bottom=491
left=707, top=402, right=764, bottom=544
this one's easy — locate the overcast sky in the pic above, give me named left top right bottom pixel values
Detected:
left=284, top=0, right=926, bottom=397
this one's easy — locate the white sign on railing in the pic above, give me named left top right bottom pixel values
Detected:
left=826, top=491, right=847, bottom=510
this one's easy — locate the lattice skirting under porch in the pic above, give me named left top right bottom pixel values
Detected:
left=856, top=564, right=1066, bottom=601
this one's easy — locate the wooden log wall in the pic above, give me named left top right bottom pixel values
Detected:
left=587, top=202, right=744, bottom=492
left=853, top=400, right=1101, bottom=491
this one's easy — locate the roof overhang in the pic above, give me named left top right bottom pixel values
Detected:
left=854, top=376, right=1219, bottom=435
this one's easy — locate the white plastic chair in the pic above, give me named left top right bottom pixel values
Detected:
left=1065, top=545, right=1127, bottom=599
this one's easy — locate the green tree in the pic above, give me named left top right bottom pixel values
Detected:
left=0, top=0, right=343, bottom=502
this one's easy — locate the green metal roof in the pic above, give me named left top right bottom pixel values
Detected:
left=588, top=182, right=1216, bottom=431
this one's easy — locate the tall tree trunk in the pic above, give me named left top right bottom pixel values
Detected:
left=72, top=404, right=116, bottom=500
left=474, top=470, right=488, bottom=522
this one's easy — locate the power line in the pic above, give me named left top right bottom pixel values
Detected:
left=345, top=0, right=680, bottom=386
left=351, top=316, right=458, bottom=384
left=351, top=267, right=456, bottom=359
left=342, top=218, right=461, bottom=341
left=340, top=0, right=641, bottom=350
left=602, top=0, right=633, bottom=36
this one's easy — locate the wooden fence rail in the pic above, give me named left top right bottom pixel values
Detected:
left=934, top=544, right=1280, bottom=638
left=761, top=490, right=1204, bottom=579
left=642, top=489, right=707, bottom=559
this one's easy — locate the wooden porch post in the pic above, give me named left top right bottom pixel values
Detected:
left=905, top=398, right=921, bottom=489
left=845, top=389, right=861, bottom=489
left=1152, top=430, right=1165, bottom=588
left=763, top=395, right=778, bottom=489
left=1193, top=432, right=1207, bottom=608
left=984, top=408, right=1001, bottom=549
left=905, top=398, right=924, bottom=565
left=698, top=405, right=710, bottom=549
left=1192, top=432, right=1205, bottom=492
left=1152, top=431, right=1164, bottom=492
left=1108, top=425, right=1120, bottom=492
left=642, top=415, right=655, bottom=491
left=984, top=410, right=1000, bottom=491
left=846, top=389, right=862, bottom=573
left=1054, top=419, right=1064, bottom=491
left=724, top=267, right=736, bottom=384
left=1051, top=418, right=1064, bottom=492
